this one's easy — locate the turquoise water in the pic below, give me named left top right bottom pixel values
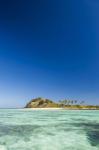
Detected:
left=0, top=109, right=99, bottom=150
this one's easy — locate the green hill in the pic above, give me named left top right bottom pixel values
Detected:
left=25, top=97, right=99, bottom=109
left=25, top=97, right=60, bottom=108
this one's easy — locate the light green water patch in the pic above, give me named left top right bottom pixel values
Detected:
left=0, top=109, right=99, bottom=150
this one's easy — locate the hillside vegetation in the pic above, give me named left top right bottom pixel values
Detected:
left=25, top=97, right=99, bottom=109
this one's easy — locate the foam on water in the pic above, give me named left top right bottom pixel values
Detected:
left=0, top=109, right=99, bottom=150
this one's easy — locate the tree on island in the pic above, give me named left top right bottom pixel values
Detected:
left=58, top=99, right=85, bottom=107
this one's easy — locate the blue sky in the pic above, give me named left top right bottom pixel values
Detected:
left=0, top=0, right=99, bottom=107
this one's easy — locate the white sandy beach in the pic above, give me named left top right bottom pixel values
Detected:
left=24, top=108, right=63, bottom=110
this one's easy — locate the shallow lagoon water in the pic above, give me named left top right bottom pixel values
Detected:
left=0, top=109, right=99, bottom=150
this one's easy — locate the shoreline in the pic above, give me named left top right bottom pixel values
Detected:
left=24, top=107, right=99, bottom=110
left=24, top=108, right=63, bottom=110
left=0, top=107, right=99, bottom=110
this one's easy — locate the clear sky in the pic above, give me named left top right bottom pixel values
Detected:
left=0, top=0, right=99, bottom=107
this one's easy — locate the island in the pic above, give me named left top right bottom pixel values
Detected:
left=25, top=97, right=99, bottom=110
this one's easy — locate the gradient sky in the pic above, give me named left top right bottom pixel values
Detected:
left=0, top=0, right=99, bottom=107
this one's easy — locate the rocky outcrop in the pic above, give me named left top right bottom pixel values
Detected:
left=25, top=97, right=59, bottom=108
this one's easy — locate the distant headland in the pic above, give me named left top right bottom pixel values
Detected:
left=25, top=97, right=99, bottom=110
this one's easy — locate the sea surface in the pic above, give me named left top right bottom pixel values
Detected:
left=0, top=109, right=99, bottom=150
